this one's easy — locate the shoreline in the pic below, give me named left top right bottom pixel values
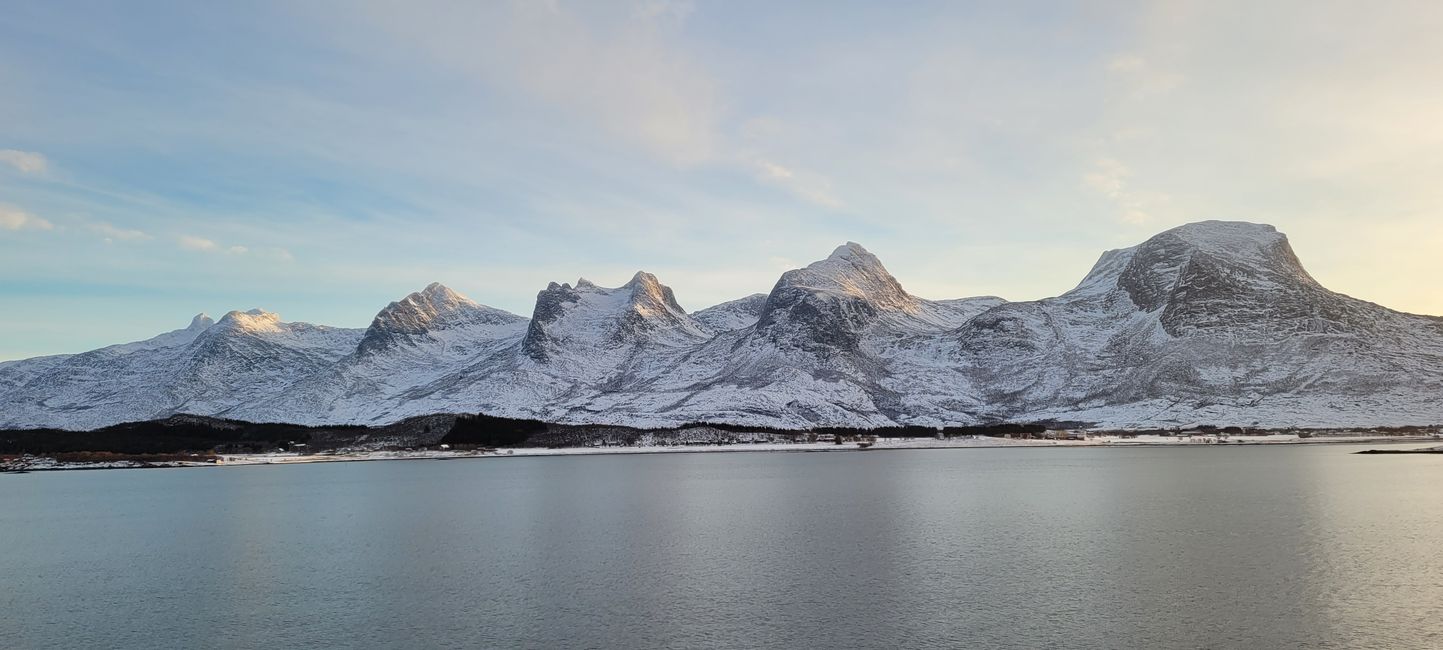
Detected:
left=5, top=434, right=1441, bottom=473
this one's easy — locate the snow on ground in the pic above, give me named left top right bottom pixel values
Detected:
left=9, top=434, right=1437, bottom=472
left=208, top=434, right=1439, bottom=467
left=1, top=457, right=216, bottom=471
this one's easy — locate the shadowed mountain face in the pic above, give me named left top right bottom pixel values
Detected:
left=754, top=242, right=916, bottom=353
left=1116, top=222, right=1335, bottom=337
left=3, top=220, right=1442, bottom=431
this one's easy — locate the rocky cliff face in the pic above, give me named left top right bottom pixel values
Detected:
left=4, top=221, right=1441, bottom=430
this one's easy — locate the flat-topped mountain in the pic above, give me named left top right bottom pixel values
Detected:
left=3, top=221, right=1440, bottom=430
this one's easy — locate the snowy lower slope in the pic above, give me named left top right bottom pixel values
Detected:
left=3, top=221, right=1441, bottom=430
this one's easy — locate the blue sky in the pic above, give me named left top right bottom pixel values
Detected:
left=3, top=0, right=1442, bottom=360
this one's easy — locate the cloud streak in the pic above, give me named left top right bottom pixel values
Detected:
left=90, top=222, right=152, bottom=243
left=178, top=235, right=219, bottom=252
left=0, top=205, right=53, bottom=231
left=0, top=150, right=48, bottom=174
left=1083, top=158, right=1168, bottom=225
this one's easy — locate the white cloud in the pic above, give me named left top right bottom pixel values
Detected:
left=749, top=158, right=844, bottom=209
left=0, top=205, right=53, bottom=231
left=177, top=236, right=290, bottom=260
left=1106, top=54, right=1146, bottom=73
left=1084, top=158, right=1167, bottom=225
left=0, top=150, right=48, bottom=174
left=1083, top=158, right=1130, bottom=198
left=90, top=222, right=152, bottom=243
left=178, top=235, right=219, bottom=252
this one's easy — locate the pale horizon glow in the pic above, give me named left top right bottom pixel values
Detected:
left=2, top=1, right=1442, bottom=360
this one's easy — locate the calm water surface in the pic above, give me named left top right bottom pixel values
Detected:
left=3, top=445, right=1441, bottom=649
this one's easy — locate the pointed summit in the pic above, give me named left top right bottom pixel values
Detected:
left=751, top=242, right=920, bottom=352
left=625, top=271, right=690, bottom=317
left=770, top=241, right=916, bottom=312
left=357, top=283, right=525, bottom=356
left=420, top=281, right=463, bottom=300
left=626, top=270, right=659, bottom=287
left=187, top=313, right=215, bottom=331
left=827, top=241, right=871, bottom=261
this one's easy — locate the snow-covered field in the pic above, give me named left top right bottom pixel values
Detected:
left=201, top=434, right=1439, bottom=467
left=1, top=457, right=216, bottom=471
left=7, top=433, right=1439, bottom=472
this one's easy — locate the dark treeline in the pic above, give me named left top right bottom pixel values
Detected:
left=15, top=411, right=1424, bottom=456
left=447, top=417, right=1058, bottom=448
left=0, top=417, right=359, bottom=455
left=440, top=414, right=548, bottom=447
left=1, top=412, right=1064, bottom=455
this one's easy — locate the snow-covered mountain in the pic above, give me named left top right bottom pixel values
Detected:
left=3, top=220, right=1441, bottom=430
left=0, top=309, right=362, bottom=430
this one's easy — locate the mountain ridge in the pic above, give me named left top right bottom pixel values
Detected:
left=3, top=220, right=1440, bottom=431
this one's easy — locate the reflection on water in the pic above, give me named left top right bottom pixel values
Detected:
left=3, top=445, right=1441, bottom=649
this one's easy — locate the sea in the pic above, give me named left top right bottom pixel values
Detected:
left=3, top=444, right=1441, bottom=649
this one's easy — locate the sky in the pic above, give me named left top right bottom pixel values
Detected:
left=2, top=0, right=1442, bottom=360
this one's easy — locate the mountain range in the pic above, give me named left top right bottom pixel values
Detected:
left=3, top=220, right=1441, bottom=431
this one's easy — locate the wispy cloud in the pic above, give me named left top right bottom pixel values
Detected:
left=7, top=0, right=1443, bottom=362
left=177, top=234, right=291, bottom=261
left=178, top=235, right=219, bottom=252
left=749, top=158, right=844, bottom=209
left=1084, top=158, right=1168, bottom=225
left=0, top=149, right=48, bottom=174
left=0, top=204, right=53, bottom=231
left=90, top=222, right=152, bottom=243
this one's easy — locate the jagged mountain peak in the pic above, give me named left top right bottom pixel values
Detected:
left=523, top=271, right=705, bottom=362
left=626, top=270, right=660, bottom=287
left=769, top=241, right=916, bottom=313
left=187, top=313, right=215, bottom=331
left=625, top=271, right=689, bottom=316
left=572, top=272, right=664, bottom=295
left=398, top=282, right=476, bottom=313
left=827, top=241, right=872, bottom=261
left=357, top=283, right=525, bottom=356
left=420, top=281, right=462, bottom=299
left=749, top=243, right=923, bottom=353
